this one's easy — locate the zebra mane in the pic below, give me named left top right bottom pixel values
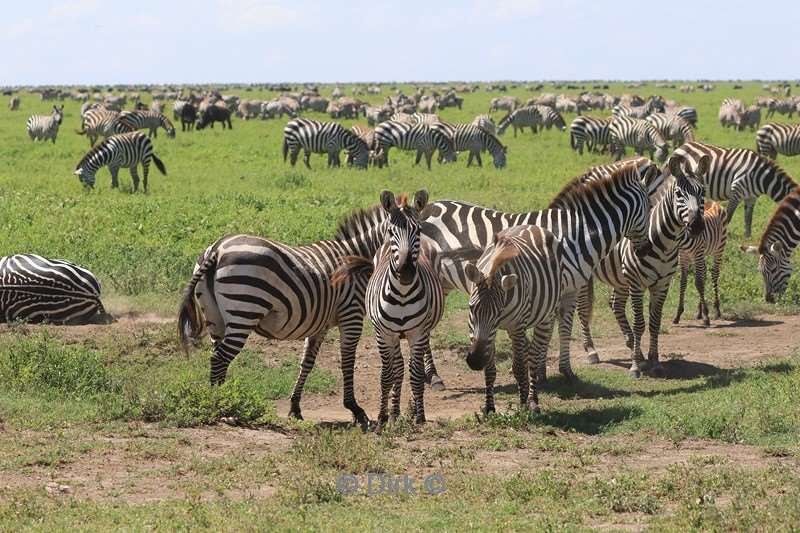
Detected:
left=334, top=205, right=385, bottom=241
left=760, top=156, right=799, bottom=190
left=483, top=237, right=520, bottom=285
left=75, top=139, right=109, bottom=170
left=758, top=187, right=800, bottom=253
left=549, top=164, right=639, bottom=209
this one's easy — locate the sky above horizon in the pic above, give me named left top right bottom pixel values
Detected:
left=3, top=0, right=799, bottom=85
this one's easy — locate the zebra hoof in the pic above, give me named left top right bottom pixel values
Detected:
left=672, top=317, right=680, bottom=325
left=288, top=407, right=303, bottom=420
left=629, top=369, right=642, bottom=379
left=703, top=318, right=711, bottom=327
left=586, top=352, right=600, bottom=365
left=482, top=404, right=496, bottom=416
left=353, top=412, right=370, bottom=431
left=559, top=369, right=576, bottom=382
left=429, top=375, right=446, bottom=392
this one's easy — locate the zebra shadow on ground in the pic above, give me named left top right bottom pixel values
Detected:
left=536, top=405, right=643, bottom=435
left=675, top=317, right=783, bottom=329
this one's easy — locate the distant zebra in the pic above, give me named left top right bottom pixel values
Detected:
left=569, top=116, right=611, bottom=155
left=336, top=190, right=443, bottom=426
left=721, top=98, right=745, bottom=114
left=373, top=120, right=456, bottom=170
left=471, top=114, right=496, bottom=135
left=670, top=141, right=799, bottom=237
left=282, top=118, right=369, bottom=169
left=609, top=115, right=669, bottom=162
left=670, top=106, right=698, bottom=127
left=496, top=107, right=542, bottom=137
left=464, top=225, right=563, bottom=414
left=73, top=131, right=167, bottom=192
left=77, top=108, right=122, bottom=146
left=9, top=96, right=19, bottom=110
left=612, top=98, right=663, bottom=119
left=118, top=110, right=176, bottom=138
left=756, top=123, right=800, bottom=159
left=0, top=254, right=108, bottom=324
left=26, top=105, right=64, bottom=143
left=742, top=187, right=800, bottom=302
left=434, top=122, right=507, bottom=168
left=346, top=125, right=381, bottom=166
left=531, top=105, right=566, bottom=131
left=179, top=206, right=390, bottom=427
left=389, top=112, right=440, bottom=126
left=767, top=99, right=795, bottom=119
left=739, top=106, right=762, bottom=131
left=646, top=113, right=695, bottom=149
left=673, top=200, right=728, bottom=326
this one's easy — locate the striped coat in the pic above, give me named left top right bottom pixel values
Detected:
left=74, top=131, right=166, bottom=192
left=282, top=118, right=369, bottom=169
left=78, top=108, right=123, bottom=146
left=26, top=105, right=64, bottom=143
left=497, top=106, right=542, bottom=137
left=609, top=115, right=669, bottom=162
left=434, top=122, right=507, bottom=168
left=373, top=120, right=456, bottom=170
left=569, top=116, right=611, bottom=155
left=646, top=113, right=695, bottom=149
left=756, top=123, right=800, bottom=159
left=118, top=110, right=176, bottom=138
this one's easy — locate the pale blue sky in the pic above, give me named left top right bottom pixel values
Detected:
left=2, top=0, right=799, bottom=85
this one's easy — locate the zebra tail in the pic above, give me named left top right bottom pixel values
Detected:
left=178, top=251, right=217, bottom=354
left=152, top=155, right=167, bottom=175
left=331, top=256, right=374, bottom=287
left=569, top=129, right=577, bottom=150
left=282, top=137, right=289, bottom=162
left=75, top=128, right=86, bottom=135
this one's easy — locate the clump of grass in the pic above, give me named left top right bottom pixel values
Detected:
left=291, top=428, right=388, bottom=473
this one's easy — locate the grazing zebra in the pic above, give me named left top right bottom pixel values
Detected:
left=346, top=125, right=382, bottom=166
left=389, top=112, right=441, bottom=126
left=73, top=131, right=166, bottom=192
left=465, top=225, right=563, bottom=414
left=9, top=96, right=19, bottom=110
left=577, top=156, right=708, bottom=378
left=742, top=187, right=800, bottom=302
left=670, top=141, right=799, bottom=237
left=471, top=114, right=496, bottom=135
left=612, top=98, right=662, bottom=119
left=674, top=200, right=728, bottom=326
left=336, top=190, right=443, bottom=426
left=26, top=105, right=64, bottom=143
left=756, top=123, right=800, bottom=159
left=282, top=118, right=369, bottom=169
left=718, top=103, right=741, bottom=129
left=178, top=206, right=390, bottom=427
left=118, top=110, right=176, bottom=138
left=77, top=108, right=122, bottom=146
left=669, top=106, right=698, bottom=127
left=496, top=107, right=542, bottom=137
left=739, top=106, right=762, bottom=131
left=767, top=99, right=795, bottom=119
left=721, top=98, right=745, bottom=114
left=373, top=120, right=456, bottom=170
left=0, top=254, right=109, bottom=324
left=420, top=164, right=651, bottom=383
left=531, top=105, right=566, bottom=131
left=609, top=115, right=669, bottom=162
left=646, top=113, right=695, bottom=149
left=569, top=116, right=611, bottom=155
left=434, top=122, right=507, bottom=168
left=173, top=99, right=188, bottom=121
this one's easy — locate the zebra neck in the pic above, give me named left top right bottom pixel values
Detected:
left=648, top=188, right=684, bottom=252
left=754, top=160, right=798, bottom=201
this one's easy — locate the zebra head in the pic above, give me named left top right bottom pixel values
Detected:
left=52, top=104, right=64, bottom=125
left=620, top=165, right=654, bottom=255
left=345, top=133, right=369, bottom=169
left=464, top=252, right=517, bottom=372
left=746, top=241, right=793, bottom=303
left=668, top=155, right=708, bottom=237
left=380, top=189, right=428, bottom=285
left=431, top=128, right=457, bottom=164
left=73, top=166, right=95, bottom=189
left=492, top=144, right=508, bottom=169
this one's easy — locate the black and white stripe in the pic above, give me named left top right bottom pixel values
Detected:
left=26, top=105, right=64, bottom=143
left=569, top=116, right=611, bottom=155
left=756, top=123, right=800, bottom=159
left=609, top=115, right=669, bottom=162
left=434, top=122, right=507, bottom=168
left=646, top=113, right=695, bottom=149
left=178, top=206, right=389, bottom=427
left=0, top=254, right=107, bottom=324
left=118, top=110, right=176, bottom=138
left=73, top=131, right=167, bottom=192
left=496, top=106, right=542, bottom=137
left=373, top=120, right=456, bottom=170
left=282, top=118, right=369, bottom=169
left=77, top=108, right=123, bottom=146
left=471, top=114, right=496, bottom=135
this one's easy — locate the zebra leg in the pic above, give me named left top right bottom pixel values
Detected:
left=577, top=281, right=600, bottom=364
left=532, top=317, right=555, bottom=385
left=483, top=357, right=497, bottom=415
left=414, top=150, right=423, bottom=166
left=210, top=326, right=255, bottom=385
left=509, top=328, right=530, bottom=407
left=376, top=335, right=397, bottom=428
left=424, top=151, right=433, bottom=171
left=466, top=151, right=473, bottom=167
left=693, top=254, right=710, bottom=326
left=409, top=336, right=428, bottom=424
left=390, top=341, right=404, bottom=422
left=629, top=287, right=646, bottom=379
left=303, top=149, right=312, bottom=169
left=647, top=285, right=669, bottom=377
left=336, top=317, right=370, bottom=428
left=475, top=151, right=483, bottom=167
left=422, top=338, right=445, bottom=391
left=290, top=147, right=300, bottom=166
left=610, top=288, right=633, bottom=350
left=142, top=162, right=150, bottom=193
left=527, top=322, right=552, bottom=414
left=743, top=198, right=756, bottom=239
left=129, top=166, right=141, bottom=193
left=673, top=259, right=689, bottom=324
left=288, top=333, right=324, bottom=421
left=110, top=166, right=120, bottom=189
left=556, top=293, right=578, bottom=381
left=712, top=252, right=723, bottom=320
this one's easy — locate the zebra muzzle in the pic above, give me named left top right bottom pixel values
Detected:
left=466, top=339, right=491, bottom=371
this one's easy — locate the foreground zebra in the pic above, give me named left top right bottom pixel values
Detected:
left=742, top=188, right=800, bottom=302
left=0, top=254, right=109, bottom=324
left=465, top=225, right=563, bottom=414
left=337, top=191, right=443, bottom=427
left=577, top=156, right=708, bottom=377
left=569, top=116, right=611, bottom=155
left=74, top=131, right=166, bottom=192
left=756, top=123, right=800, bottom=160
left=179, top=206, right=390, bottom=427
left=373, top=120, right=456, bottom=170
left=118, top=110, right=176, bottom=138
left=670, top=142, right=798, bottom=237
left=609, top=115, right=669, bottom=162
left=674, top=201, right=728, bottom=326
left=421, top=164, right=651, bottom=384
left=282, top=118, right=369, bottom=169
left=26, top=105, right=64, bottom=143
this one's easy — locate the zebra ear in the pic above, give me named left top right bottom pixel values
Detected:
left=771, top=241, right=785, bottom=256
left=741, top=245, right=759, bottom=255
left=380, top=190, right=395, bottom=212
left=413, top=190, right=429, bottom=211
left=641, top=165, right=658, bottom=186
left=500, top=274, right=517, bottom=291
left=668, top=156, right=685, bottom=180
left=464, top=262, right=484, bottom=285
left=696, top=155, right=711, bottom=176
left=74, top=169, right=83, bottom=175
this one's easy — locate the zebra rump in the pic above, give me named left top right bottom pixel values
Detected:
left=0, top=254, right=109, bottom=324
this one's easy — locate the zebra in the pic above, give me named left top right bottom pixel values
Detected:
left=173, top=99, right=188, bottom=121
left=373, top=120, right=456, bottom=170
left=26, top=105, right=64, bottom=143
left=0, top=254, right=109, bottom=324
left=612, top=98, right=663, bottom=119
left=673, top=200, right=728, bottom=326
left=669, top=106, right=698, bottom=127
left=576, top=155, right=708, bottom=378
left=464, top=225, right=563, bottom=414
left=719, top=103, right=741, bottom=129
left=420, top=163, right=651, bottom=383
left=742, top=187, right=800, bottom=303
left=496, top=107, right=542, bottom=137
left=334, top=190, right=444, bottom=427
left=77, top=108, right=122, bottom=146
left=739, top=106, right=762, bottom=131
left=646, top=113, right=695, bottom=149
left=471, top=114, right=496, bottom=135
left=178, top=205, right=390, bottom=428
left=346, top=125, right=381, bottom=166
left=118, top=110, right=176, bottom=138
left=282, top=118, right=369, bottom=169
left=756, top=123, right=800, bottom=160
left=389, top=112, right=441, bottom=126
left=531, top=105, right=566, bottom=131
left=767, top=99, right=795, bottom=119
left=721, top=98, right=745, bottom=114
left=670, top=141, right=799, bottom=237
left=9, top=96, right=19, bottom=110
left=434, top=122, right=507, bottom=168
left=73, top=131, right=167, bottom=192
left=569, top=116, right=611, bottom=155
left=609, top=115, right=669, bottom=162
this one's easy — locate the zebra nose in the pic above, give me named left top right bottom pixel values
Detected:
left=466, top=340, right=490, bottom=371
